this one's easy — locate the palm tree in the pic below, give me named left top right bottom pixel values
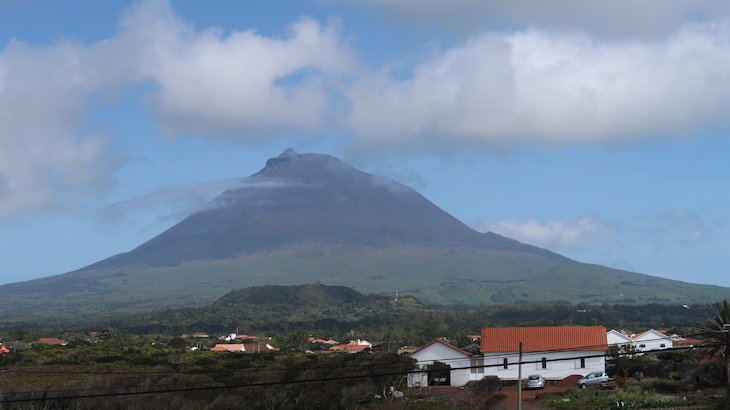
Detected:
left=696, top=300, right=730, bottom=409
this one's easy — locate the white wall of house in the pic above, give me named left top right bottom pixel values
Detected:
left=632, top=330, right=672, bottom=352
left=607, top=330, right=633, bottom=348
left=472, top=351, right=606, bottom=381
left=407, top=342, right=471, bottom=387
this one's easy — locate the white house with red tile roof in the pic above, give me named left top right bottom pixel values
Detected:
left=670, top=334, right=702, bottom=348
left=630, top=329, right=672, bottom=352
left=329, top=339, right=372, bottom=353
left=308, top=337, right=339, bottom=345
left=210, top=343, right=278, bottom=352
left=407, top=338, right=473, bottom=387
left=477, top=326, right=607, bottom=381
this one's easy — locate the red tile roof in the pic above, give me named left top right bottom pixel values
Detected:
left=211, top=344, right=245, bottom=352
left=673, top=338, right=702, bottom=347
left=32, top=338, right=67, bottom=345
left=0, top=346, right=10, bottom=354
left=481, top=326, right=607, bottom=353
left=210, top=343, right=278, bottom=352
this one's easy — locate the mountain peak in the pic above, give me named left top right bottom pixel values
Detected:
left=80, top=149, right=561, bottom=272
left=265, top=148, right=300, bottom=167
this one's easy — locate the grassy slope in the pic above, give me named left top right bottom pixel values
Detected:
left=0, top=245, right=727, bottom=322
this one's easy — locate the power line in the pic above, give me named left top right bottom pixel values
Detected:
left=0, top=330, right=712, bottom=377
left=0, top=343, right=719, bottom=404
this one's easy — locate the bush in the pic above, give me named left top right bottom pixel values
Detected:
left=642, top=380, right=680, bottom=394
left=544, top=387, right=692, bottom=409
left=96, top=355, right=125, bottom=363
left=465, top=376, right=505, bottom=409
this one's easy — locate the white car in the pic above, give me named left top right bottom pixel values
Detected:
left=577, top=371, right=610, bottom=389
left=525, top=374, right=545, bottom=389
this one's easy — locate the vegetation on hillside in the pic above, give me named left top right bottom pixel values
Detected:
left=0, top=285, right=713, bottom=348
left=0, top=331, right=415, bottom=409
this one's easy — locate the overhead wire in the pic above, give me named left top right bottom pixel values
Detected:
left=0, top=342, right=721, bottom=404
left=0, top=330, right=713, bottom=377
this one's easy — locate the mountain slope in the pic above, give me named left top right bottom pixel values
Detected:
left=87, top=148, right=559, bottom=269
left=0, top=149, right=727, bottom=319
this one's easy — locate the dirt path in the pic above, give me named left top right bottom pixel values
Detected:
left=499, top=383, right=573, bottom=409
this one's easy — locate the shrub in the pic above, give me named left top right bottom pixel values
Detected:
left=642, top=380, right=680, bottom=394
left=96, top=355, right=125, bottom=363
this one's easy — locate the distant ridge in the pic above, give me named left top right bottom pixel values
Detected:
left=212, top=284, right=368, bottom=307
left=0, top=149, right=728, bottom=319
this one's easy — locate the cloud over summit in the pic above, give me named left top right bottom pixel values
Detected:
left=3, top=0, right=730, bottom=218
left=0, top=0, right=351, bottom=217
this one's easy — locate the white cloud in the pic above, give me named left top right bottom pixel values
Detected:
left=481, top=216, right=614, bottom=251
left=344, top=22, right=730, bottom=146
left=481, top=211, right=712, bottom=257
left=115, top=0, right=353, bottom=137
left=2, top=0, right=729, bottom=221
left=0, top=0, right=352, bottom=218
left=352, top=0, right=730, bottom=37
left=0, top=39, right=121, bottom=218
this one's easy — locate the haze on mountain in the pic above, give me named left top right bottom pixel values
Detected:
left=0, top=149, right=726, bottom=319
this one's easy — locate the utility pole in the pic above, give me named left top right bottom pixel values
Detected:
left=518, top=341, right=523, bottom=410
left=724, top=324, right=730, bottom=410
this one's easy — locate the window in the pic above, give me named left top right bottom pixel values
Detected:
left=471, top=358, right=484, bottom=374
left=639, top=344, right=646, bottom=348
left=660, top=343, right=665, bottom=348
left=541, top=357, right=547, bottom=369
left=580, top=358, right=585, bottom=368
left=503, top=358, right=509, bottom=370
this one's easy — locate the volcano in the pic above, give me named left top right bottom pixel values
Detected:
left=90, top=148, right=560, bottom=269
left=1, top=149, right=727, bottom=317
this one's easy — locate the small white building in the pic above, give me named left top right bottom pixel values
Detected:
left=631, top=329, right=672, bottom=352
left=407, top=339, right=473, bottom=387
left=476, top=326, right=607, bottom=381
left=607, top=329, right=634, bottom=349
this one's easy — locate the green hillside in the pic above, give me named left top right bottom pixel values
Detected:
left=108, top=284, right=711, bottom=342
left=0, top=149, right=727, bottom=322
left=0, top=245, right=726, bottom=322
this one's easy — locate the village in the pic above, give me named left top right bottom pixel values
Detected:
left=1, top=322, right=724, bottom=409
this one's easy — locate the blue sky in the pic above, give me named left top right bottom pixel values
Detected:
left=1, top=0, right=729, bottom=287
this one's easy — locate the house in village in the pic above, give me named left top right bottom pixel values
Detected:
left=330, top=339, right=372, bottom=353
left=0, top=345, right=10, bottom=354
left=397, top=346, right=418, bottom=355
left=606, top=328, right=674, bottom=353
left=308, top=337, right=339, bottom=345
left=407, top=338, right=473, bottom=387
left=475, top=326, right=608, bottom=381
left=408, top=327, right=608, bottom=387
left=631, top=329, right=673, bottom=352
left=670, top=334, right=702, bottom=348
left=210, top=343, right=279, bottom=352
left=607, top=329, right=634, bottom=349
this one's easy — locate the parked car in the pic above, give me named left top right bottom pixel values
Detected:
left=577, top=371, right=610, bottom=389
left=525, top=374, right=545, bottom=389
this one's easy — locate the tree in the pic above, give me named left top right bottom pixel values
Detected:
left=696, top=299, right=730, bottom=409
